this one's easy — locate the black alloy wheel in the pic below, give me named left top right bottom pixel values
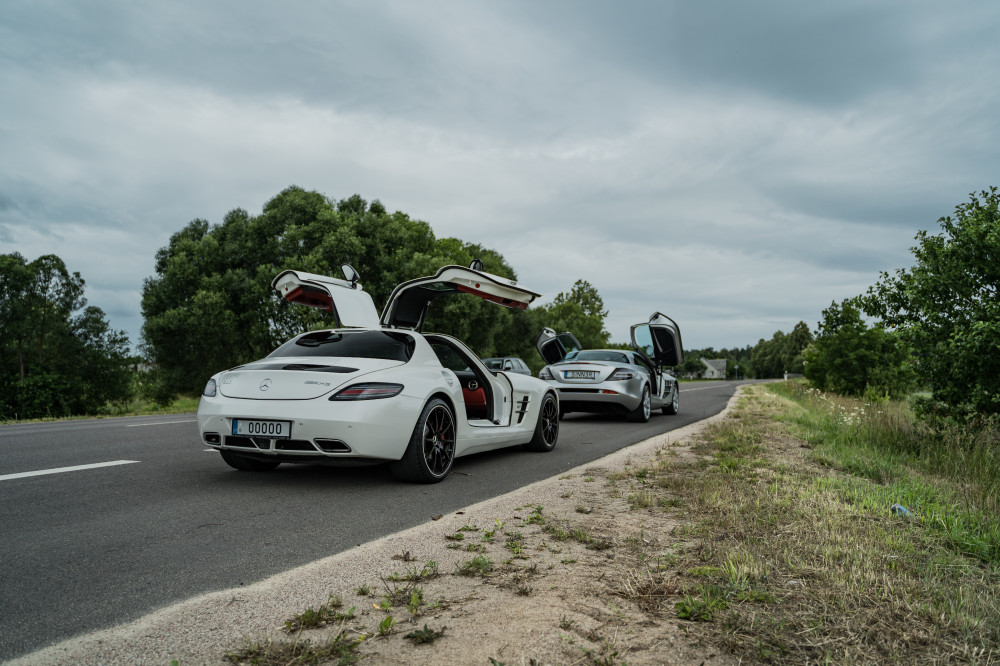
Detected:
left=421, top=403, right=457, bottom=477
left=390, top=398, right=457, bottom=483
left=526, top=393, right=559, bottom=451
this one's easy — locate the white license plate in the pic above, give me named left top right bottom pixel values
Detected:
left=565, top=370, right=597, bottom=379
left=232, top=419, right=291, bottom=439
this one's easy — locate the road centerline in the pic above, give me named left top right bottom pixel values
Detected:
left=0, top=460, right=140, bottom=482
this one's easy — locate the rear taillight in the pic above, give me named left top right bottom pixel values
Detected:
left=329, top=383, right=404, bottom=401
left=203, top=378, right=217, bottom=397
left=607, top=369, right=635, bottom=381
left=539, top=367, right=553, bottom=380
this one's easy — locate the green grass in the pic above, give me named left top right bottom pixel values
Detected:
left=2, top=394, right=200, bottom=424
left=770, top=381, right=1000, bottom=563
left=645, top=383, right=1000, bottom=663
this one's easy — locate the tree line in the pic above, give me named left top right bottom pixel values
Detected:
left=3, top=185, right=997, bottom=421
left=0, top=253, right=133, bottom=419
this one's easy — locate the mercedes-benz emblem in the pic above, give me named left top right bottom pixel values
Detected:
left=259, top=378, right=272, bottom=392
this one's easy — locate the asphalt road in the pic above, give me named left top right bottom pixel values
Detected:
left=0, top=380, right=746, bottom=661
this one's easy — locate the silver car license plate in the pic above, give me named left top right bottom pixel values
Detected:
left=232, top=419, right=291, bottom=439
left=565, top=370, right=596, bottom=379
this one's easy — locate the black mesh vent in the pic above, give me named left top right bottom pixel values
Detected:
left=275, top=439, right=316, bottom=451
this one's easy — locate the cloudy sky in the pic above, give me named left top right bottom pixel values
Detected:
left=2, top=1, right=998, bottom=352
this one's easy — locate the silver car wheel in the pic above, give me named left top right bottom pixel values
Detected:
left=662, top=382, right=680, bottom=415
left=628, top=385, right=652, bottom=422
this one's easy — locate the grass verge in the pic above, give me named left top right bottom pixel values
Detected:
left=655, top=383, right=1000, bottom=662
left=1, top=395, right=199, bottom=424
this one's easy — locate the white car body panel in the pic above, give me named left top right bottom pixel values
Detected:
left=271, top=269, right=381, bottom=328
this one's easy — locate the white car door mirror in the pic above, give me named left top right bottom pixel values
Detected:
left=341, top=264, right=360, bottom=287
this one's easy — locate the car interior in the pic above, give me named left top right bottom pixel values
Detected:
left=426, top=335, right=493, bottom=422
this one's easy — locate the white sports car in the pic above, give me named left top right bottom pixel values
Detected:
left=536, top=313, right=683, bottom=422
left=197, top=263, right=560, bottom=483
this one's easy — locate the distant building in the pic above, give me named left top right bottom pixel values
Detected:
left=701, top=359, right=727, bottom=379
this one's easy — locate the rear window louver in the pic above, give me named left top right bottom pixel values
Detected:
left=247, top=363, right=360, bottom=373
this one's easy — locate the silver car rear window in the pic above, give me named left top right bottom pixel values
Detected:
left=564, top=350, right=630, bottom=364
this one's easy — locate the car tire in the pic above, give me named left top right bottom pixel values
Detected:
left=390, top=398, right=457, bottom=483
left=662, top=382, right=680, bottom=415
left=524, top=393, right=559, bottom=452
left=220, top=450, right=280, bottom=471
left=627, top=385, right=652, bottom=423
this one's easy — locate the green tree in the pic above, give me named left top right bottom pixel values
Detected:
left=804, top=299, right=914, bottom=398
left=141, top=186, right=536, bottom=397
left=542, top=280, right=610, bottom=349
left=478, top=281, right=613, bottom=375
left=683, top=357, right=705, bottom=376
left=0, top=253, right=132, bottom=419
left=863, top=187, right=1000, bottom=417
left=750, top=323, right=813, bottom=378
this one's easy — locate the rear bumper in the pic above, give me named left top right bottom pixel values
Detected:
left=543, top=380, right=644, bottom=415
left=197, top=393, right=423, bottom=462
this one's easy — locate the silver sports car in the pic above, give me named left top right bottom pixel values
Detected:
left=535, top=313, right=683, bottom=422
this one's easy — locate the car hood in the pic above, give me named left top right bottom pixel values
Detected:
left=218, top=357, right=406, bottom=400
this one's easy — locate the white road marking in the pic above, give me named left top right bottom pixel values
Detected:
left=678, top=384, right=731, bottom=392
left=0, top=460, right=140, bottom=482
left=125, top=420, right=197, bottom=427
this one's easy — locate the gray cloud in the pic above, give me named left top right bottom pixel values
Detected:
left=1, top=0, right=998, bottom=351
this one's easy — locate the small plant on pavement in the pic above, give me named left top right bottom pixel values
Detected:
left=377, top=615, right=395, bottom=637
left=404, top=624, right=446, bottom=644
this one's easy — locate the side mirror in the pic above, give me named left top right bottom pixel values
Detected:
left=469, top=258, right=484, bottom=271
left=341, top=264, right=360, bottom=288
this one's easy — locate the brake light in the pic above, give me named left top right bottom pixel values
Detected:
left=539, top=367, right=553, bottom=380
left=330, top=383, right=404, bottom=401
left=607, top=369, right=635, bottom=381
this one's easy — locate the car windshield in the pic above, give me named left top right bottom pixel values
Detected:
left=564, top=350, right=630, bottom=364
left=269, top=330, right=415, bottom=361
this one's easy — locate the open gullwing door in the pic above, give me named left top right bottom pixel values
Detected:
left=535, top=327, right=583, bottom=365
left=630, top=312, right=683, bottom=367
left=380, top=263, right=541, bottom=331
left=271, top=267, right=380, bottom=329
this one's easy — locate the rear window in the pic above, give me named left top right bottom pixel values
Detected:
left=564, top=350, right=630, bottom=364
left=269, top=330, right=415, bottom=362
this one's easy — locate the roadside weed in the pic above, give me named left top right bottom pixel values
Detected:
left=525, top=505, right=546, bottom=525
left=225, top=632, right=360, bottom=665
left=283, top=594, right=354, bottom=633
left=403, top=625, right=446, bottom=644
left=455, top=555, right=494, bottom=577
left=377, top=615, right=395, bottom=637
